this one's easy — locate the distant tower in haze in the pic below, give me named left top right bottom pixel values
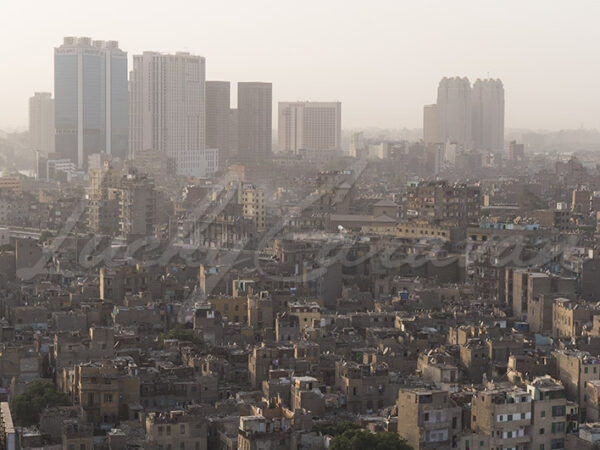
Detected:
left=237, top=82, right=272, bottom=161
left=54, top=37, right=128, bottom=168
left=278, top=101, right=341, bottom=155
left=206, top=81, right=231, bottom=168
left=436, top=77, right=472, bottom=148
left=472, top=78, right=505, bottom=152
left=129, top=51, right=210, bottom=177
left=29, top=92, right=55, bottom=155
left=228, top=109, right=239, bottom=157
left=423, top=104, right=439, bottom=144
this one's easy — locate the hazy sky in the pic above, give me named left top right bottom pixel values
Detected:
left=1, top=0, right=599, bottom=131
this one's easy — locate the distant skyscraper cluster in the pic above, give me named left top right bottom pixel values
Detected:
left=424, top=76, right=504, bottom=152
left=28, top=36, right=287, bottom=178
left=27, top=36, right=347, bottom=175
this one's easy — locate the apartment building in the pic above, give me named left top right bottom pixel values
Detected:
left=527, top=376, right=568, bottom=450
left=397, top=388, right=461, bottom=450
left=471, top=384, right=532, bottom=450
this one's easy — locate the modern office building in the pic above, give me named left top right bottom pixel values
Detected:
left=472, top=78, right=505, bottom=152
left=29, top=92, right=55, bottom=155
left=278, top=101, right=341, bottom=155
left=129, top=51, right=212, bottom=177
left=237, top=82, right=272, bottom=161
left=54, top=37, right=128, bottom=168
left=205, top=81, right=231, bottom=168
left=436, top=77, right=472, bottom=149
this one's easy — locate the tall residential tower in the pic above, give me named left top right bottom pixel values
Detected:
left=436, top=77, right=472, bottom=149
left=237, top=82, right=272, bottom=161
left=278, top=101, right=341, bottom=156
left=29, top=92, right=55, bottom=155
left=129, top=51, right=213, bottom=177
left=205, top=81, right=231, bottom=168
left=472, top=78, right=505, bottom=152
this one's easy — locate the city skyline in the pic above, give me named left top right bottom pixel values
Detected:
left=1, top=0, right=599, bottom=131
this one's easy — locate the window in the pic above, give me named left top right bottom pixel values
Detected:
left=424, top=412, right=430, bottom=422
left=104, top=393, right=113, bottom=403
left=539, top=428, right=545, bottom=435
left=552, top=405, right=565, bottom=417
left=180, top=424, right=185, bottom=434
left=551, top=422, right=565, bottom=433
left=541, top=410, right=546, bottom=418
left=80, top=445, right=86, bottom=450
left=585, top=367, right=589, bottom=374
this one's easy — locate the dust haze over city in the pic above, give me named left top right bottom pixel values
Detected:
left=1, top=1, right=600, bottom=449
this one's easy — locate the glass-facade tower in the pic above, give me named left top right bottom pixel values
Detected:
left=54, top=37, right=128, bottom=169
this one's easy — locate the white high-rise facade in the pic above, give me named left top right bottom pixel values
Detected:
left=472, top=78, right=504, bottom=152
left=29, top=92, right=55, bottom=155
left=130, top=51, right=212, bottom=177
left=436, top=77, right=472, bottom=149
left=278, top=101, right=341, bottom=155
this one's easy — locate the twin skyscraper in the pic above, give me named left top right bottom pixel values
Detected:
left=424, top=77, right=505, bottom=153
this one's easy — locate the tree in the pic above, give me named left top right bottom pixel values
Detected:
left=39, top=230, right=54, bottom=244
left=10, top=380, right=70, bottom=426
left=517, top=189, right=545, bottom=213
left=330, top=429, right=413, bottom=450
left=158, top=325, right=204, bottom=348
left=314, top=421, right=361, bottom=437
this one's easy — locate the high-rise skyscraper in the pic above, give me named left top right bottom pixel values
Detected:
left=423, top=104, right=439, bottom=145
left=54, top=37, right=128, bottom=168
left=206, top=81, right=231, bottom=167
left=228, top=109, right=239, bottom=158
left=130, top=51, right=211, bottom=177
left=29, top=92, right=55, bottom=155
left=237, top=82, right=272, bottom=161
left=472, top=78, right=504, bottom=152
left=436, top=77, right=472, bottom=148
left=278, top=101, right=341, bottom=155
